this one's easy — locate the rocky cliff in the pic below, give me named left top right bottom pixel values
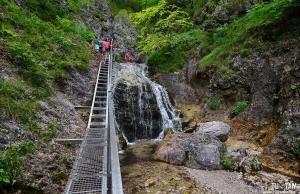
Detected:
left=160, top=31, right=300, bottom=175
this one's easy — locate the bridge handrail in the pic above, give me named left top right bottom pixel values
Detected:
left=108, top=46, right=123, bottom=194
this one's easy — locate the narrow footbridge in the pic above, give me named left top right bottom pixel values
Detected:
left=63, top=53, right=123, bottom=194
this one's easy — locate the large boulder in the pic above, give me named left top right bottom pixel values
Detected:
left=195, top=121, right=230, bottom=142
left=155, top=133, right=225, bottom=170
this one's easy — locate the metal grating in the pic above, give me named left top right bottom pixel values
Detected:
left=67, top=176, right=103, bottom=194
left=64, top=60, right=109, bottom=194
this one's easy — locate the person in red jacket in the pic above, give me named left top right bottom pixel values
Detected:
left=125, top=52, right=130, bottom=63
left=104, top=39, right=110, bottom=61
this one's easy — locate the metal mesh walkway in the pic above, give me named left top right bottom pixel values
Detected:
left=64, top=58, right=111, bottom=194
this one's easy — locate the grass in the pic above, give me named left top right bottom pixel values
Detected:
left=208, top=97, right=220, bottom=110
left=221, top=156, right=234, bottom=170
left=231, top=101, right=248, bottom=116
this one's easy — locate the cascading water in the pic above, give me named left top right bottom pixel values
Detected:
left=112, top=63, right=182, bottom=142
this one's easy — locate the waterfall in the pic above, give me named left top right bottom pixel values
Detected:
left=112, top=63, right=182, bottom=141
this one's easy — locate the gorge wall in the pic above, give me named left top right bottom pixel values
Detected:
left=159, top=34, right=300, bottom=174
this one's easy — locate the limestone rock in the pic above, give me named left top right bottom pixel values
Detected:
left=195, top=121, right=230, bottom=142
left=224, top=147, right=262, bottom=173
left=155, top=133, right=225, bottom=170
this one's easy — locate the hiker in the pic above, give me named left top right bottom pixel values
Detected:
left=101, top=39, right=107, bottom=61
left=104, top=39, right=111, bottom=61
left=91, top=36, right=100, bottom=57
left=107, top=37, right=113, bottom=50
left=125, top=52, right=130, bottom=63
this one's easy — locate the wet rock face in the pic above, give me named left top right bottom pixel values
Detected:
left=195, top=121, right=230, bottom=142
left=112, top=63, right=182, bottom=141
left=161, top=72, right=199, bottom=104
left=113, top=81, right=161, bottom=141
left=156, top=133, right=225, bottom=170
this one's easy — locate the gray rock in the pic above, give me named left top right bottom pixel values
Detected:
left=156, top=133, right=225, bottom=170
left=195, top=121, right=230, bottom=142
left=224, top=147, right=262, bottom=173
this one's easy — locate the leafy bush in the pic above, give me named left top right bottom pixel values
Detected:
left=231, top=101, right=248, bottom=115
left=221, top=156, right=234, bottom=169
left=208, top=97, right=220, bottom=110
left=0, top=141, right=35, bottom=185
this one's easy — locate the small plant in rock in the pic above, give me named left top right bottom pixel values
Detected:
left=290, top=84, right=297, bottom=90
left=184, top=147, right=195, bottom=161
left=291, top=141, right=299, bottom=155
left=64, top=141, right=72, bottom=150
left=208, top=97, right=220, bottom=110
left=40, top=123, right=58, bottom=143
left=221, top=156, right=234, bottom=170
left=285, top=126, right=295, bottom=133
left=272, top=95, right=279, bottom=103
left=231, top=101, right=248, bottom=115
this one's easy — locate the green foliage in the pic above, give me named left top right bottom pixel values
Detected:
left=108, top=0, right=161, bottom=16
left=272, top=95, right=279, bottom=102
left=40, top=124, right=58, bottom=143
left=290, top=83, right=297, bottom=90
left=199, top=0, right=300, bottom=76
left=135, top=0, right=299, bottom=74
left=0, top=79, right=39, bottom=122
left=64, top=141, right=72, bottom=150
left=0, top=140, right=35, bottom=185
left=131, top=1, right=192, bottom=37
left=25, top=121, right=42, bottom=132
left=208, top=97, right=220, bottom=110
left=221, top=156, right=234, bottom=169
left=231, top=101, right=248, bottom=115
left=285, top=126, right=295, bottom=133
left=291, top=141, right=299, bottom=155
left=146, top=30, right=206, bottom=71
left=0, top=0, right=93, bottom=120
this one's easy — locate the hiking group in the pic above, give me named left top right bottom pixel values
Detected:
left=91, top=36, right=131, bottom=63
left=91, top=36, right=112, bottom=61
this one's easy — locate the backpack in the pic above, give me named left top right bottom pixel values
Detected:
left=95, top=39, right=100, bottom=45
